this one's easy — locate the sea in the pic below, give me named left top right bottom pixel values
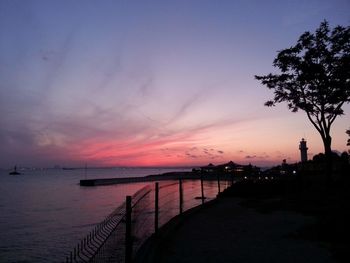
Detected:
left=0, top=167, right=190, bottom=263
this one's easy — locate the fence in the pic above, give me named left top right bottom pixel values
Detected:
left=65, top=174, right=236, bottom=263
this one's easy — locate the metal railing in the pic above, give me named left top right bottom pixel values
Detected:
left=65, top=174, right=236, bottom=263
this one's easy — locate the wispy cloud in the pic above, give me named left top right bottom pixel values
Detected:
left=41, top=29, right=77, bottom=94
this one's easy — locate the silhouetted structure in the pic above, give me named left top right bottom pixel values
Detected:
left=200, top=161, right=260, bottom=176
left=9, top=165, right=20, bottom=175
left=299, top=138, right=308, bottom=162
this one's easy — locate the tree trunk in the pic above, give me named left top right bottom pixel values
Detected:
left=323, top=135, right=332, bottom=155
left=323, top=135, right=333, bottom=185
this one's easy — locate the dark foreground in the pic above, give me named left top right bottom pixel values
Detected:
left=135, top=179, right=350, bottom=263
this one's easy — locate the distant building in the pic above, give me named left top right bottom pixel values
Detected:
left=299, top=138, right=308, bottom=162
left=200, top=163, right=215, bottom=173
left=199, top=161, right=260, bottom=175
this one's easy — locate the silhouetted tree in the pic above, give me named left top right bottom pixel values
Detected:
left=256, top=21, right=350, bottom=180
left=313, top=153, right=326, bottom=163
left=340, top=151, right=349, bottom=163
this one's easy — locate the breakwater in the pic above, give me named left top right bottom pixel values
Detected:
left=80, top=172, right=199, bottom=186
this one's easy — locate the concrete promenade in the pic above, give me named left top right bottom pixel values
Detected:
left=136, top=196, right=335, bottom=263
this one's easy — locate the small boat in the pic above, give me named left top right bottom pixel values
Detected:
left=9, top=166, right=21, bottom=175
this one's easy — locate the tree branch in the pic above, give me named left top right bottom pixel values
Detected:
left=329, top=101, right=345, bottom=125
left=306, top=110, right=323, bottom=135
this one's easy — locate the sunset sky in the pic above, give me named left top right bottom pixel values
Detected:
left=0, top=0, right=349, bottom=168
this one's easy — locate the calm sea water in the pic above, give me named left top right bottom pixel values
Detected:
left=0, top=167, right=190, bottom=263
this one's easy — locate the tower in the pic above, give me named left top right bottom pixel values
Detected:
left=299, top=138, right=308, bottom=162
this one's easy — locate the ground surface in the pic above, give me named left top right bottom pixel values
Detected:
left=151, top=197, right=334, bottom=263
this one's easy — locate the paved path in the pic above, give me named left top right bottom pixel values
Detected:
left=151, top=197, right=334, bottom=263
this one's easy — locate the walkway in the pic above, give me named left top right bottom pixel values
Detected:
left=137, top=196, right=334, bottom=263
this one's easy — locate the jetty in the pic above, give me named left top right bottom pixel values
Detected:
left=79, top=161, right=257, bottom=186
left=80, top=172, right=199, bottom=186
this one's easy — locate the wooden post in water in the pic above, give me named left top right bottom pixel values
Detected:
left=200, top=174, right=204, bottom=205
left=217, top=174, right=221, bottom=194
left=154, top=182, right=159, bottom=234
left=125, top=196, right=132, bottom=263
left=231, top=170, right=234, bottom=186
left=179, top=179, right=183, bottom=214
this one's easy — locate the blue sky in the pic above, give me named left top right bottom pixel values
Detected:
left=0, top=0, right=349, bottom=167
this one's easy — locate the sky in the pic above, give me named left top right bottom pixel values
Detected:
left=0, top=0, right=349, bottom=168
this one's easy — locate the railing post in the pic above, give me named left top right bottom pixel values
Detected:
left=217, top=174, right=221, bottom=194
left=200, top=174, right=204, bottom=205
left=125, top=195, right=132, bottom=263
left=154, top=182, right=159, bottom=234
left=179, top=179, right=183, bottom=214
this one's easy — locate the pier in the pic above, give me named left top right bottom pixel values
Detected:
left=79, top=172, right=198, bottom=186
left=80, top=172, right=217, bottom=186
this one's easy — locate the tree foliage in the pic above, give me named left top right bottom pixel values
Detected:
left=255, top=21, right=350, bottom=155
left=347, top=128, right=350, bottom=147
